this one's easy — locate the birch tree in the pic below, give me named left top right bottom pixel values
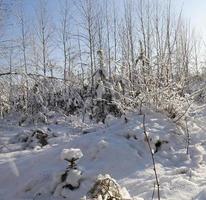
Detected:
left=36, top=0, right=53, bottom=77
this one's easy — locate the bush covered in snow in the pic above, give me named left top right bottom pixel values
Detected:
left=51, top=148, right=84, bottom=198
left=9, top=128, right=52, bottom=149
left=85, top=174, right=131, bottom=200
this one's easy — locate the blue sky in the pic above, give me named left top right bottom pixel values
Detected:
left=7, top=0, right=206, bottom=28
left=4, top=0, right=206, bottom=59
left=174, top=0, right=206, bottom=37
left=2, top=0, right=206, bottom=74
left=16, top=0, right=206, bottom=37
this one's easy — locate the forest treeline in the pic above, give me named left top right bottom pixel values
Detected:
left=0, top=0, right=204, bottom=123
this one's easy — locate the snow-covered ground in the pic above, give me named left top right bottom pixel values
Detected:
left=1, top=108, right=206, bottom=200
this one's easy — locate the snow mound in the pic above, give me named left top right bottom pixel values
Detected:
left=195, top=188, right=206, bottom=200
left=52, top=148, right=84, bottom=199
left=66, top=169, right=82, bottom=187
left=52, top=168, right=83, bottom=198
left=61, top=148, right=83, bottom=161
left=9, top=129, right=49, bottom=149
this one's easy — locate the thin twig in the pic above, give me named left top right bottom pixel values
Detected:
left=143, top=114, right=160, bottom=200
left=151, top=182, right=156, bottom=200
left=185, top=117, right=190, bottom=155
left=174, top=101, right=192, bottom=123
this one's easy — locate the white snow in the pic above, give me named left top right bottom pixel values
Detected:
left=60, top=148, right=83, bottom=161
left=1, top=106, right=206, bottom=199
left=66, top=169, right=82, bottom=187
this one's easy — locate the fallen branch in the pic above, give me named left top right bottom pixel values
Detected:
left=0, top=71, right=63, bottom=80
left=0, top=72, right=18, bottom=76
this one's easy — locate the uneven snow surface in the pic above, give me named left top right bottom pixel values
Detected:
left=1, top=107, right=206, bottom=199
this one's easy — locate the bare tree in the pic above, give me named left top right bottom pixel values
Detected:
left=15, top=3, right=30, bottom=111
left=36, top=0, right=53, bottom=77
left=77, top=0, right=97, bottom=90
left=112, top=0, right=118, bottom=73
left=124, top=0, right=135, bottom=83
left=59, top=0, right=71, bottom=82
left=105, top=0, right=111, bottom=80
left=77, top=28, right=85, bottom=85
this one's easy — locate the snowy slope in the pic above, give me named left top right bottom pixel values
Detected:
left=0, top=109, right=206, bottom=199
